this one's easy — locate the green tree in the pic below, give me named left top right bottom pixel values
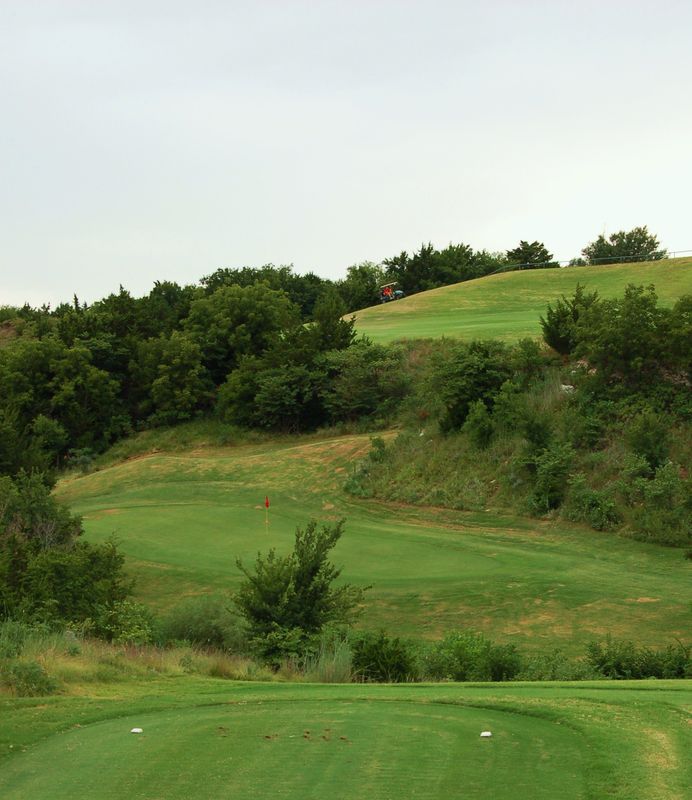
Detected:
left=309, top=287, right=356, bottom=352
left=200, top=264, right=329, bottom=319
left=0, top=472, right=130, bottom=623
left=184, top=284, right=298, bottom=384
left=383, top=242, right=502, bottom=295
left=131, top=333, right=211, bottom=425
left=233, top=519, right=365, bottom=665
left=320, top=342, right=409, bottom=423
left=505, top=240, right=557, bottom=269
left=581, top=226, right=666, bottom=265
left=337, top=262, right=388, bottom=313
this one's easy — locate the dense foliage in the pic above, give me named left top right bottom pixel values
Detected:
left=347, top=284, right=691, bottom=548
left=233, top=519, right=366, bottom=666
left=0, top=473, right=129, bottom=626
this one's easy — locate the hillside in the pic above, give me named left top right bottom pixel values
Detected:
left=54, top=431, right=690, bottom=654
left=351, top=257, right=692, bottom=342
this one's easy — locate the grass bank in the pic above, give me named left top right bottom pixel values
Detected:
left=351, top=257, right=692, bottom=342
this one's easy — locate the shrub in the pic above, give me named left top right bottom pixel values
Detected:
left=421, top=631, right=522, bottom=682
left=463, top=400, right=494, bottom=449
left=540, top=284, right=599, bottom=355
left=161, top=596, right=247, bottom=652
left=434, top=340, right=512, bottom=432
left=94, top=600, right=156, bottom=645
left=586, top=636, right=690, bottom=679
left=491, top=380, right=525, bottom=431
left=530, top=442, right=574, bottom=512
left=351, top=631, right=418, bottom=682
left=521, top=411, right=553, bottom=453
left=2, top=660, right=58, bottom=696
left=368, top=436, right=387, bottom=463
left=320, top=343, right=409, bottom=424
left=626, top=411, right=671, bottom=473
left=620, top=462, right=691, bottom=546
left=564, top=475, right=621, bottom=531
left=517, top=650, right=600, bottom=681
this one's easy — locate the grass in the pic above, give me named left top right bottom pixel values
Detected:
left=54, top=433, right=691, bottom=654
left=350, top=257, right=692, bottom=342
left=0, top=679, right=689, bottom=799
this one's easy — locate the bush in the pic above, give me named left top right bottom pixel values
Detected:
left=320, top=343, right=409, bottom=424
left=586, top=636, right=690, bottom=679
left=434, top=341, right=512, bottom=432
left=517, top=650, right=600, bottom=681
left=368, top=436, right=387, bottom=463
left=351, top=631, right=418, bottom=682
left=2, top=660, right=58, bottom=696
left=626, top=411, right=671, bottom=473
left=530, top=442, right=574, bottom=512
left=463, top=400, right=494, bottom=449
left=421, top=631, right=522, bottom=682
left=93, top=600, right=156, bottom=645
left=620, top=462, right=691, bottom=546
left=540, top=284, right=599, bottom=355
left=161, top=596, right=247, bottom=652
left=564, top=475, right=621, bottom=531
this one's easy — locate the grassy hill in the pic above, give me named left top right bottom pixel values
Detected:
left=54, top=431, right=690, bottom=654
left=351, top=257, right=692, bottom=343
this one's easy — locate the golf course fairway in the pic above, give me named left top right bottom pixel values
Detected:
left=54, top=433, right=690, bottom=652
left=350, top=257, right=692, bottom=343
left=1, top=681, right=689, bottom=800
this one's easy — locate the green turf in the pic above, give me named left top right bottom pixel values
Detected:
left=1, top=680, right=689, bottom=800
left=54, top=434, right=691, bottom=653
left=351, top=258, right=692, bottom=343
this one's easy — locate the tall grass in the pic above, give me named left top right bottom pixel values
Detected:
left=0, top=621, right=276, bottom=696
left=303, top=637, right=353, bottom=683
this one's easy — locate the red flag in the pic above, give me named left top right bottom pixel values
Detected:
left=265, top=496, right=270, bottom=509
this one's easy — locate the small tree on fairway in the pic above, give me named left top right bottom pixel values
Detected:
left=233, top=519, right=365, bottom=665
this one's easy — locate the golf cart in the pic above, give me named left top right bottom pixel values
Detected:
left=379, top=282, right=406, bottom=303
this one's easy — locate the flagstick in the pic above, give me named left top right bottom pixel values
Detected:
left=265, top=505, right=268, bottom=532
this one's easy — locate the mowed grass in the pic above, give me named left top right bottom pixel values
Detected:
left=55, top=434, right=691, bottom=653
left=351, top=257, right=692, bottom=342
left=0, top=679, right=689, bottom=800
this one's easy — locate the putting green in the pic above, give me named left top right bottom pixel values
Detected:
left=55, top=434, right=691, bottom=652
left=351, top=258, right=692, bottom=343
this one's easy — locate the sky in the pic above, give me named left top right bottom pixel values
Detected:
left=2, top=0, right=691, bottom=308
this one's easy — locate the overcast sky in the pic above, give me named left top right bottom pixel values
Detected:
left=2, top=0, right=691, bottom=307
